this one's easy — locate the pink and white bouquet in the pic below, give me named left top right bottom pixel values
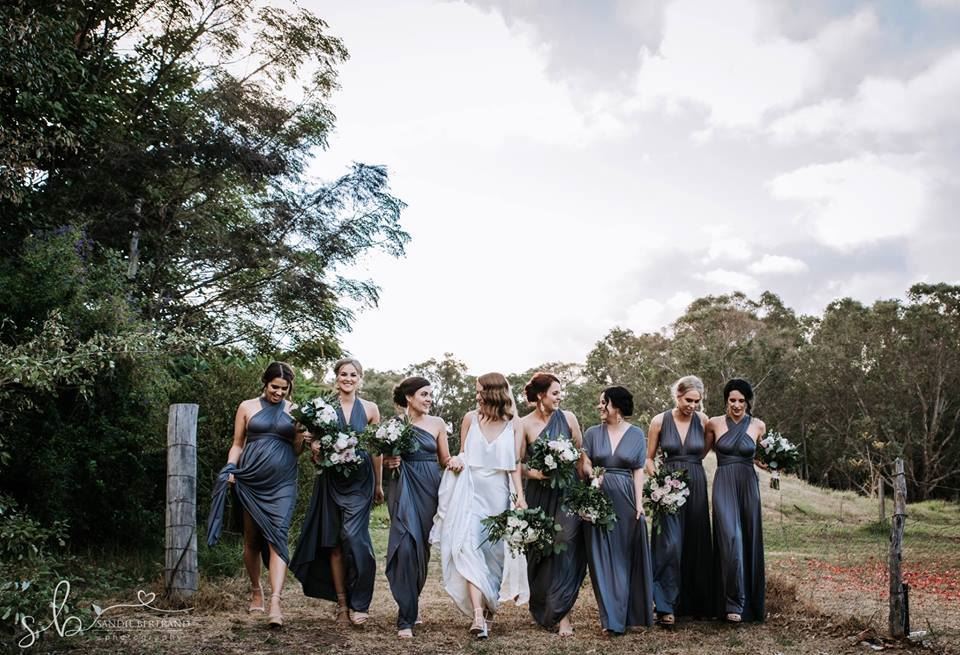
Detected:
left=643, top=466, right=690, bottom=533
left=526, top=434, right=579, bottom=489
left=756, top=430, right=800, bottom=489
left=293, top=396, right=362, bottom=477
left=363, top=416, right=419, bottom=477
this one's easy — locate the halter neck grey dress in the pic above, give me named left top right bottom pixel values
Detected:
left=206, top=398, right=298, bottom=567
left=582, top=424, right=654, bottom=633
left=712, top=416, right=765, bottom=621
left=651, top=411, right=714, bottom=618
left=291, top=398, right=377, bottom=612
left=385, top=425, right=442, bottom=630
left=525, top=411, right=586, bottom=629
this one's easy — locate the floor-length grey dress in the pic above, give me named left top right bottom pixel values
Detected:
left=583, top=424, right=654, bottom=633
left=525, top=411, right=586, bottom=629
left=385, top=425, right=442, bottom=630
left=651, top=411, right=714, bottom=618
left=712, top=416, right=765, bottom=621
left=206, top=398, right=298, bottom=567
left=291, top=399, right=376, bottom=612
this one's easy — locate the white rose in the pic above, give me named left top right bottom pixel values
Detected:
left=335, top=434, right=350, bottom=450
left=544, top=454, right=556, bottom=469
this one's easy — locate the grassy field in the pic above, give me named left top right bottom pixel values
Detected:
left=25, top=459, right=960, bottom=655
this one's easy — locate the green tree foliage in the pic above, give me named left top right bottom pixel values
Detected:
left=0, top=0, right=408, bottom=548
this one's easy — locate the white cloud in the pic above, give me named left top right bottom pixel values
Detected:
left=919, top=0, right=960, bottom=9
left=748, top=254, right=808, bottom=275
left=770, top=49, right=960, bottom=141
left=634, top=1, right=877, bottom=129
left=768, top=155, right=929, bottom=250
left=695, top=269, right=760, bottom=293
left=624, top=298, right=667, bottom=334
left=666, top=291, right=694, bottom=312
left=707, top=238, right=753, bottom=262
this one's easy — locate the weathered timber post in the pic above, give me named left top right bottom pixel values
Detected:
left=889, top=457, right=908, bottom=638
left=165, top=403, right=198, bottom=603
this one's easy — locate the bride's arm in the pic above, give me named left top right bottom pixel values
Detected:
left=511, top=417, right=527, bottom=509
left=446, top=412, right=471, bottom=472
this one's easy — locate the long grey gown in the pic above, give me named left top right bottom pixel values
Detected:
left=206, top=398, right=298, bottom=567
left=583, top=424, right=654, bottom=633
left=525, top=411, right=586, bottom=629
left=651, top=411, right=714, bottom=618
left=712, top=416, right=765, bottom=621
left=385, top=425, right=441, bottom=630
left=291, top=399, right=377, bottom=612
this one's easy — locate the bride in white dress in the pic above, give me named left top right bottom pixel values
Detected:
left=431, top=372, right=529, bottom=639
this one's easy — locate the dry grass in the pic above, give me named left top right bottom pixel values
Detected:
left=24, top=462, right=960, bottom=655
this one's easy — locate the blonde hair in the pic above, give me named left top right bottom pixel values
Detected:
left=477, top=372, right=514, bottom=421
left=333, top=357, right=363, bottom=377
left=672, top=375, right=705, bottom=405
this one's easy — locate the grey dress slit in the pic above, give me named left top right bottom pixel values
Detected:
left=525, top=410, right=587, bottom=629
left=291, top=399, right=377, bottom=611
left=385, top=425, right=441, bottom=630
left=583, top=424, right=654, bottom=633
left=712, top=416, right=765, bottom=621
left=651, top=411, right=714, bottom=617
left=206, top=398, right=298, bottom=567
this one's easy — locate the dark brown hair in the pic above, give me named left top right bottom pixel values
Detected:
left=261, top=361, right=295, bottom=398
left=393, top=376, right=431, bottom=407
left=602, top=386, right=633, bottom=417
left=723, top=378, right=754, bottom=413
left=524, top=372, right=560, bottom=403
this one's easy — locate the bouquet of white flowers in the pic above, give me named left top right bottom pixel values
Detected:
left=526, top=434, right=579, bottom=490
left=293, top=396, right=362, bottom=477
left=563, top=467, right=617, bottom=530
left=755, top=430, right=800, bottom=489
left=643, top=465, right=690, bottom=534
left=481, top=507, right=564, bottom=557
left=363, top=416, right=420, bottom=477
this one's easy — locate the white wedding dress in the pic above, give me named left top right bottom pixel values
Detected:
left=431, top=414, right=529, bottom=617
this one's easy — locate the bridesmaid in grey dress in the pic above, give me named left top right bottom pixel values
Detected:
left=705, top=378, right=766, bottom=623
left=207, top=361, right=304, bottom=627
left=382, top=377, right=452, bottom=639
left=291, top=358, right=383, bottom=626
left=580, top=386, right=654, bottom=634
left=521, top=372, right=586, bottom=637
left=645, top=375, right=714, bottom=624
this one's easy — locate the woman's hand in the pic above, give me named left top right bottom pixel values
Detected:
left=526, top=467, right=546, bottom=481
left=635, top=509, right=645, bottom=521
left=514, top=495, right=528, bottom=510
left=446, top=455, right=464, bottom=472
left=578, top=512, right=594, bottom=523
left=227, top=473, right=235, bottom=485
left=644, top=460, right=656, bottom=477
left=310, top=440, right=321, bottom=464
left=383, top=455, right=401, bottom=470
left=374, top=485, right=384, bottom=504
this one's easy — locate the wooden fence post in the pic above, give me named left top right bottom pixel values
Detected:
left=165, top=403, right=198, bottom=603
left=889, top=458, right=908, bottom=638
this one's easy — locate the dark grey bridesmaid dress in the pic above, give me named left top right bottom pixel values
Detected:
left=385, top=425, right=442, bottom=630
left=712, top=416, right=765, bottom=621
left=525, top=411, right=587, bottom=629
left=206, top=398, right=298, bottom=567
left=291, top=399, right=377, bottom=612
left=651, top=411, right=714, bottom=618
left=583, top=424, right=654, bottom=633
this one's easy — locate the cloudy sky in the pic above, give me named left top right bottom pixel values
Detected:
left=302, top=0, right=960, bottom=373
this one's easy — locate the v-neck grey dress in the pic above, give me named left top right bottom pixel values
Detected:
left=712, top=416, right=765, bottom=621
left=525, top=411, right=586, bottom=629
left=582, top=423, right=654, bottom=633
left=651, top=411, right=714, bottom=617
left=291, top=399, right=377, bottom=612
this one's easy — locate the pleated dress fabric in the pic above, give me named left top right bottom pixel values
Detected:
left=650, top=411, right=714, bottom=617
left=712, top=416, right=765, bottom=621
left=385, top=425, right=442, bottom=629
left=291, top=399, right=377, bottom=611
left=525, top=411, right=586, bottom=628
left=206, top=398, right=298, bottom=567
left=582, top=423, right=654, bottom=633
